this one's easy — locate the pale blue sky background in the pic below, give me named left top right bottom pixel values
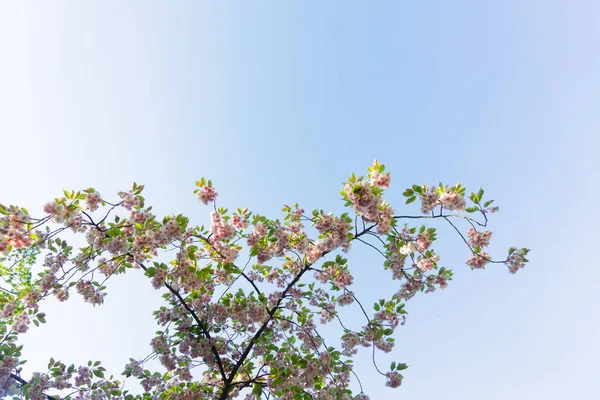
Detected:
left=1, top=1, right=599, bottom=399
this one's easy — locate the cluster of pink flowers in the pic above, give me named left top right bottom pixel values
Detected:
left=26, top=372, right=51, bottom=400
left=43, top=252, right=68, bottom=273
left=106, top=235, right=129, bottom=255
left=65, top=213, right=85, bottom=233
left=230, top=214, right=248, bottom=230
left=75, top=280, right=105, bottom=305
left=420, top=188, right=440, bottom=214
left=1, top=301, right=16, bottom=318
left=0, top=206, right=33, bottom=254
left=337, top=291, right=354, bottom=306
left=306, top=216, right=353, bottom=264
left=416, top=232, right=432, bottom=251
left=314, top=215, right=352, bottom=246
left=341, top=333, right=361, bottom=355
left=0, top=356, right=20, bottom=397
left=439, top=190, right=466, bottom=212
left=0, top=234, right=8, bottom=256
left=12, top=312, right=30, bottom=333
left=435, top=272, right=450, bottom=289
left=134, top=230, right=156, bottom=248
left=197, top=185, right=218, bottom=205
left=6, top=358, right=117, bottom=400
left=420, top=186, right=467, bottom=213
left=467, top=227, right=492, bottom=247
left=210, top=213, right=235, bottom=241
left=246, top=222, right=292, bottom=264
left=23, top=290, right=41, bottom=309
left=118, top=190, right=142, bottom=210
left=399, top=241, right=416, bottom=255
left=305, top=240, right=328, bottom=264
left=376, top=203, right=394, bottom=235
left=210, top=299, right=270, bottom=328
left=43, top=201, right=68, bottom=223
left=152, top=268, right=169, bottom=289
left=74, top=366, right=91, bottom=386
left=344, top=181, right=380, bottom=222
left=396, top=273, right=425, bottom=301
left=361, top=325, right=395, bottom=353
left=370, top=171, right=391, bottom=188
left=53, top=288, right=69, bottom=302
left=210, top=241, right=240, bottom=264
left=398, top=231, right=434, bottom=258
left=247, top=223, right=267, bottom=247
left=466, top=251, right=490, bottom=269
left=130, top=208, right=152, bottom=224
left=415, top=252, right=439, bottom=272
left=375, top=309, right=401, bottom=329
left=385, top=371, right=402, bottom=388
left=506, top=248, right=528, bottom=274
left=315, top=264, right=354, bottom=289
left=163, top=219, right=182, bottom=239
left=85, top=191, right=102, bottom=212
left=38, top=272, right=56, bottom=293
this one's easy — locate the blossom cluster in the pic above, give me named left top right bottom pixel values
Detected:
left=0, top=206, right=33, bottom=255
left=506, top=247, right=530, bottom=274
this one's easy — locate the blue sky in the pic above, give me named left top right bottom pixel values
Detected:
left=1, top=1, right=599, bottom=398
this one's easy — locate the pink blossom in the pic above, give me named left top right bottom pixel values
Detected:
left=43, top=201, right=67, bottom=223
left=415, top=253, right=439, bottom=272
left=152, top=268, right=169, bottom=289
left=385, top=371, right=403, bottom=388
left=420, top=188, right=440, bottom=214
left=107, top=235, right=129, bottom=255
left=467, top=251, right=490, bottom=269
left=1, top=302, right=16, bottom=318
left=506, top=248, right=528, bottom=274
left=338, top=292, right=354, bottom=306
left=231, top=214, right=248, bottom=230
left=85, top=191, right=102, bottom=211
left=0, top=235, right=8, bottom=256
left=370, top=171, right=391, bottom=188
left=197, top=185, right=218, bottom=205
left=399, top=242, right=416, bottom=255
left=439, top=190, right=466, bottom=212
left=467, top=227, right=492, bottom=247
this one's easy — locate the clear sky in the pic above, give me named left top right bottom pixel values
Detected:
left=1, top=1, right=599, bottom=399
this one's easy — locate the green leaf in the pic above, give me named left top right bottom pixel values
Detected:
left=406, top=196, right=417, bottom=204
left=477, top=188, right=484, bottom=200
left=93, top=369, right=104, bottom=378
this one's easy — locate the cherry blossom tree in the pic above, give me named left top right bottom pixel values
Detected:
left=0, top=161, right=529, bottom=400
